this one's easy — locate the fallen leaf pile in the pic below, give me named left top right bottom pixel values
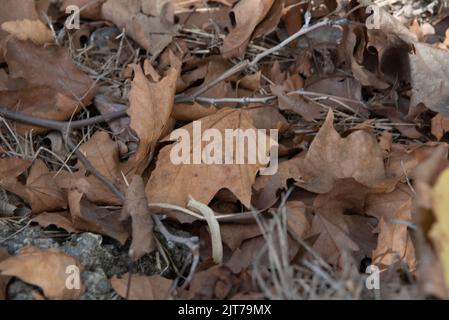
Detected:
left=1, top=0, right=449, bottom=300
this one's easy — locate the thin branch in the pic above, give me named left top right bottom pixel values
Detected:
left=175, top=18, right=348, bottom=104
left=0, top=106, right=199, bottom=291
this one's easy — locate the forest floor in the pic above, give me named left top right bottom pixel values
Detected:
left=1, top=0, right=449, bottom=300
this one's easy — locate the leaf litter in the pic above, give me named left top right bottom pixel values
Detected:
left=0, top=0, right=448, bottom=300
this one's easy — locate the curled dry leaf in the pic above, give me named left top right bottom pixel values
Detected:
left=111, top=273, right=172, bottom=300
left=1, top=19, right=53, bottom=45
left=68, top=179, right=129, bottom=244
left=372, top=199, right=417, bottom=271
left=122, top=175, right=155, bottom=261
left=124, top=54, right=181, bottom=175
left=221, top=0, right=275, bottom=59
left=145, top=108, right=267, bottom=208
left=0, top=246, right=84, bottom=300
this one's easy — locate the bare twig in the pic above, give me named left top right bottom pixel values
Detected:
left=0, top=106, right=200, bottom=291
left=175, top=18, right=348, bottom=104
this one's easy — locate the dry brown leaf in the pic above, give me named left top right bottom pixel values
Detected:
left=68, top=179, right=129, bottom=244
left=0, top=157, right=31, bottom=202
left=145, top=108, right=266, bottom=208
left=226, top=234, right=298, bottom=273
left=143, top=59, right=161, bottom=82
left=31, top=211, right=77, bottom=233
left=121, top=175, right=155, bottom=261
left=311, top=179, right=378, bottom=266
left=0, top=88, right=81, bottom=135
left=0, top=246, right=84, bottom=299
left=172, top=102, right=217, bottom=122
left=0, top=248, right=11, bottom=300
left=3, top=38, right=95, bottom=105
left=238, top=71, right=261, bottom=92
left=431, top=113, right=449, bottom=141
left=26, top=160, right=67, bottom=214
left=221, top=0, right=275, bottom=59
left=372, top=199, right=417, bottom=270
left=1, top=19, right=53, bottom=45
left=365, top=183, right=413, bottom=222
left=293, top=110, right=389, bottom=193
left=183, top=265, right=254, bottom=299
left=246, top=106, right=289, bottom=131
left=77, top=131, right=123, bottom=204
left=124, top=54, right=180, bottom=175
left=54, top=131, right=124, bottom=205
left=102, top=0, right=177, bottom=57
left=286, top=201, right=310, bottom=240
left=409, top=43, right=449, bottom=116
left=220, top=223, right=262, bottom=251
left=0, top=0, right=39, bottom=42
left=271, top=84, right=322, bottom=121
left=111, top=273, right=172, bottom=300
left=253, top=0, right=284, bottom=39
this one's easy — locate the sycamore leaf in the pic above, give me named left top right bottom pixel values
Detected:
left=0, top=246, right=84, bottom=300
left=145, top=108, right=267, bottom=208
left=293, top=110, right=389, bottom=193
